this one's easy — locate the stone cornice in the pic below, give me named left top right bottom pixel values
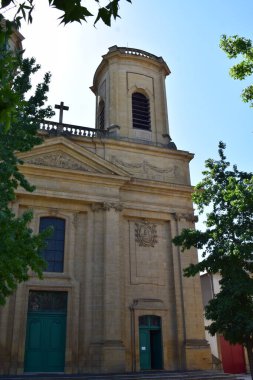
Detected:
left=19, top=165, right=193, bottom=202
left=122, top=178, right=194, bottom=196
left=92, top=45, right=170, bottom=92
left=20, top=164, right=129, bottom=186
left=70, top=135, right=194, bottom=162
left=16, top=190, right=195, bottom=219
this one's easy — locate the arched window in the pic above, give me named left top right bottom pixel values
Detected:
left=132, top=92, right=151, bottom=130
left=98, top=99, right=105, bottom=130
left=39, top=217, right=65, bottom=273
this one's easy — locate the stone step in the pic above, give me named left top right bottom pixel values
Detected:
left=0, top=371, right=244, bottom=380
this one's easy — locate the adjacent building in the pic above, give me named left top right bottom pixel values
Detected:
left=201, top=273, right=246, bottom=374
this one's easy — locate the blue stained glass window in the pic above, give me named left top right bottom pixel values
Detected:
left=39, top=217, right=65, bottom=273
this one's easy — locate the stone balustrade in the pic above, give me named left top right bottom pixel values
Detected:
left=108, top=45, right=165, bottom=63
left=39, top=120, right=109, bottom=138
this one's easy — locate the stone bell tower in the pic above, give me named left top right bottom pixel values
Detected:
left=91, top=45, right=174, bottom=147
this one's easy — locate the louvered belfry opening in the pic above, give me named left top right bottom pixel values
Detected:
left=98, top=99, right=105, bottom=129
left=132, top=92, right=151, bottom=130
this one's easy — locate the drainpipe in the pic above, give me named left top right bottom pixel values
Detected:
left=129, top=302, right=136, bottom=372
left=172, top=212, right=187, bottom=369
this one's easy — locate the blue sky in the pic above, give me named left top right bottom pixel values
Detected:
left=15, top=0, right=252, bottom=189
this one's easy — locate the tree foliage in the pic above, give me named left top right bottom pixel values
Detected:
left=0, top=0, right=132, bottom=306
left=0, top=20, right=54, bottom=304
left=220, top=35, right=253, bottom=107
left=0, top=0, right=132, bottom=26
left=173, top=142, right=253, bottom=378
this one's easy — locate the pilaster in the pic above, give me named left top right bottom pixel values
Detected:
left=102, top=202, right=125, bottom=372
left=90, top=202, right=125, bottom=372
left=172, top=212, right=211, bottom=370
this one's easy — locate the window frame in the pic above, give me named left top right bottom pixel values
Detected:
left=132, top=91, right=151, bottom=131
left=39, top=216, right=66, bottom=273
left=97, top=98, right=105, bottom=130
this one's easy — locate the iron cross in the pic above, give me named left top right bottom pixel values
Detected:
left=55, top=101, right=69, bottom=124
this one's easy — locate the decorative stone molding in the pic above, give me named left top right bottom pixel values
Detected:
left=48, top=208, right=59, bottom=216
left=130, top=298, right=166, bottom=310
left=91, top=202, right=123, bottom=212
left=104, top=202, right=124, bottom=211
left=107, top=125, right=121, bottom=137
left=135, top=221, right=158, bottom=247
left=172, top=212, right=198, bottom=223
left=72, top=212, right=80, bottom=228
left=24, top=152, right=95, bottom=172
left=111, top=156, right=179, bottom=182
left=185, top=339, right=209, bottom=348
left=133, top=129, right=152, bottom=142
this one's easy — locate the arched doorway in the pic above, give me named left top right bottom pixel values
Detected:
left=139, top=315, right=163, bottom=370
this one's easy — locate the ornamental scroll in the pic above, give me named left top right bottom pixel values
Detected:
left=135, top=221, right=158, bottom=247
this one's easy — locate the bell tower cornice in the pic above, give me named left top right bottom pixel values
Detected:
left=91, top=45, right=171, bottom=94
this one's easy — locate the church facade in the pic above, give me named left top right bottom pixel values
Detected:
left=0, top=46, right=211, bottom=374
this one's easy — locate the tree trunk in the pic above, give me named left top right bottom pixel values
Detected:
left=246, top=340, right=253, bottom=380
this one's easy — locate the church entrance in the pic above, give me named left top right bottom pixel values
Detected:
left=24, top=291, right=67, bottom=372
left=139, top=315, right=163, bottom=370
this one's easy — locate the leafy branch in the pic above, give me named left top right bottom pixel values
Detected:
left=0, top=0, right=132, bottom=27
left=220, top=35, right=253, bottom=107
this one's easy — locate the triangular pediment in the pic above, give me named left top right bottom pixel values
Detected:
left=19, top=137, right=130, bottom=177
left=23, top=151, right=99, bottom=173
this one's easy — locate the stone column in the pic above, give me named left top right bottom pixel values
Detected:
left=102, top=202, right=125, bottom=372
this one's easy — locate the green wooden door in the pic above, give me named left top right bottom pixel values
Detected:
left=139, top=328, right=151, bottom=370
left=150, top=330, right=163, bottom=369
left=139, top=315, right=163, bottom=370
left=24, top=312, right=67, bottom=372
left=24, top=290, right=68, bottom=373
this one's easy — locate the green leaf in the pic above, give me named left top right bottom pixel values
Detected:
left=94, top=7, right=111, bottom=26
left=241, top=85, right=253, bottom=107
left=106, top=0, right=120, bottom=19
left=1, top=0, right=13, bottom=7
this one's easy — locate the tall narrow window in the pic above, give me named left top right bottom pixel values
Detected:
left=98, top=99, right=105, bottom=130
left=132, top=92, right=151, bottom=130
left=39, top=217, right=65, bottom=273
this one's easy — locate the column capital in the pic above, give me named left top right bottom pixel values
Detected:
left=171, top=212, right=198, bottom=223
left=91, top=202, right=123, bottom=212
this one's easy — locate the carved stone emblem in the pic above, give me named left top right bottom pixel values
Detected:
left=135, top=221, right=158, bottom=247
